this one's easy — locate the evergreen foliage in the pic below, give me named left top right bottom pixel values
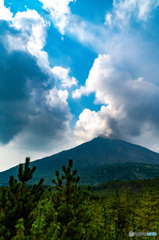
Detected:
left=0, top=157, right=44, bottom=239
left=49, top=159, right=91, bottom=239
left=0, top=157, right=159, bottom=239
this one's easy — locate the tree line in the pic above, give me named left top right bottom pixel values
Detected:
left=0, top=157, right=159, bottom=239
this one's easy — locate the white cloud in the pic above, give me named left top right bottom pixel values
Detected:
left=46, top=87, right=69, bottom=109
left=105, top=13, right=112, bottom=25
left=66, top=16, right=96, bottom=43
left=0, top=0, right=13, bottom=21
left=39, top=0, right=75, bottom=34
left=73, top=54, right=159, bottom=150
left=39, top=0, right=96, bottom=43
left=58, top=89, right=69, bottom=102
left=111, top=0, right=159, bottom=26
left=4, top=8, right=79, bottom=87
left=74, top=106, right=114, bottom=145
left=12, top=10, right=47, bottom=52
left=73, top=54, right=127, bottom=105
left=52, top=66, right=77, bottom=88
left=3, top=9, right=51, bottom=74
left=39, top=0, right=74, bottom=14
left=0, top=15, right=75, bottom=170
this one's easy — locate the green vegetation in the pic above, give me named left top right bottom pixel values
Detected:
left=78, top=162, right=159, bottom=185
left=1, top=137, right=159, bottom=186
left=0, top=157, right=159, bottom=239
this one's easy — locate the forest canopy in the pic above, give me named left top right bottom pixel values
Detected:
left=0, top=157, right=159, bottom=239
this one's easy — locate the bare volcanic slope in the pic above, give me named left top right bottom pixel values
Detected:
left=1, top=137, right=159, bottom=186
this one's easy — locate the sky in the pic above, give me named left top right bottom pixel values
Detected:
left=0, top=0, right=159, bottom=171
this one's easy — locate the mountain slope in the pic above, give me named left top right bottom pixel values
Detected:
left=1, top=137, right=159, bottom=186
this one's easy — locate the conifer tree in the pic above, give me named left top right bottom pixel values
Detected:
left=0, top=157, right=44, bottom=239
left=18, top=157, right=36, bottom=195
left=49, top=159, right=91, bottom=239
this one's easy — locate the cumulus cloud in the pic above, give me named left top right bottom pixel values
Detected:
left=39, top=0, right=75, bottom=34
left=0, top=4, right=79, bottom=157
left=51, top=66, right=77, bottom=88
left=39, top=0, right=96, bottom=44
left=0, top=21, right=71, bottom=150
left=38, top=0, right=159, bottom=90
left=3, top=9, right=51, bottom=74
left=11, top=10, right=47, bottom=52
left=4, top=7, right=78, bottom=88
left=0, top=0, right=13, bottom=21
left=73, top=54, right=159, bottom=147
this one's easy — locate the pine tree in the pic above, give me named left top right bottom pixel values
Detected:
left=0, top=157, right=44, bottom=239
left=18, top=157, right=37, bottom=196
left=49, top=159, right=91, bottom=239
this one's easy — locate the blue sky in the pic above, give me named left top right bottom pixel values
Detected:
left=1, top=0, right=159, bottom=170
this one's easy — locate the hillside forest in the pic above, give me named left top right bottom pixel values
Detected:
left=0, top=157, right=159, bottom=239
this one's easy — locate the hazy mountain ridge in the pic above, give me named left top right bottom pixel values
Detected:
left=1, top=137, right=159, bottom=186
